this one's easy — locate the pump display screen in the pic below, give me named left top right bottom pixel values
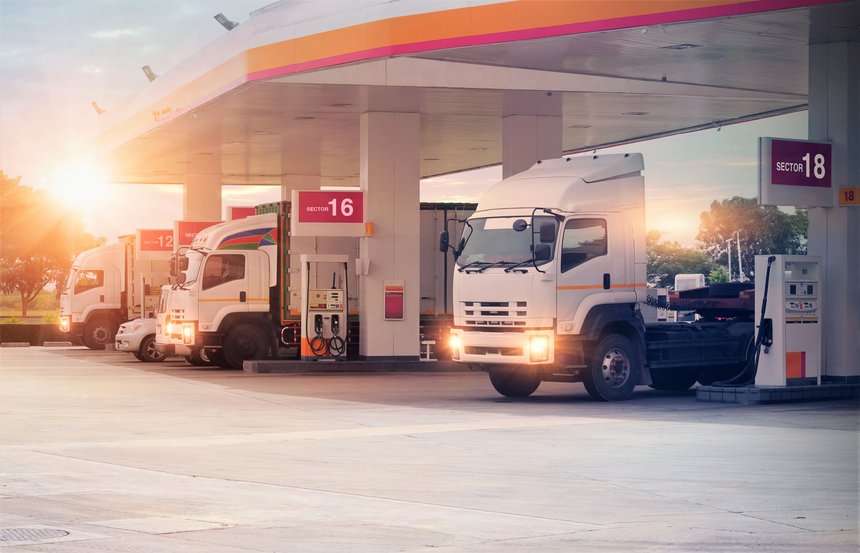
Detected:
left=457, top=216, right=557, bottom=268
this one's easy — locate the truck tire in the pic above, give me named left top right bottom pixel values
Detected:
left=206, top=348, right=232, bottom=369
left=488, top=365, right=541, bottom=398
left=224, top=324, right=269, bottom=370
left=138, top=335, right=166, bottom=363
left=83, top=317, right=117, bottom=350
left=649, top=369, right=697, bottom=391
left=184, top=348, right=212, bottom=366
left=583, top=334, right=640, bottom=401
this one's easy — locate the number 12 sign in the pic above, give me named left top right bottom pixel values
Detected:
left=291, top=190, right=366, bottom=237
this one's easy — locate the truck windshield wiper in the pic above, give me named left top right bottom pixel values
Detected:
left=458, top=261, right=491, bottom=273
left=504, top=260, right=534, bottom=273
left=475, top=260, right=517, bottom=273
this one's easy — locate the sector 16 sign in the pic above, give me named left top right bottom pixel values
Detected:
left=291, top=190, right=366, bottom=237
left=297, top=191, right=363, bottom=223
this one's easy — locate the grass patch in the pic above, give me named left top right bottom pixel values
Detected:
left=1, top=292, right=60, bottom=322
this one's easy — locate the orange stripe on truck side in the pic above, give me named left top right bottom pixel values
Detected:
left=557, top=283, right=646, bottom=291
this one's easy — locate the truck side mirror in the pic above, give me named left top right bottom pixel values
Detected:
left=533, top=243, right=551, bottom=261
left=455, top=237, right=465, bottom=260
left=439, top=231, right=449, bottom=253
left=179, top=257, right=189, bottom=271
left=539, top=223, right=556, bottom=244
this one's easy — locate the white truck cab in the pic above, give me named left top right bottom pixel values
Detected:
left=445, top=154, right=754, bottom=401
left=160, top=214, right=278, bottom=367
left=59, top=234, right=171, bottom=348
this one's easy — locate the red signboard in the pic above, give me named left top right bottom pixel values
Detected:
left=384, top=280, right=404, bottom=320
left=770, top=139, right=831, bottom=188
left=297, top=191, right=364, bottom=223
left=229, top=206, right=257, bottom=220
left=176, top=221, right=220, bottom=247
left=138, top=229, right=173, bottom=251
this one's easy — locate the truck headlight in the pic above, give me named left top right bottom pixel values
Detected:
left=449, top=334, right=461, bottom=360
left=529, top=335, right=549, bottom=362
left=182, top=324, right=194, bottom=344
left=59, top=316, right=70, bottom=332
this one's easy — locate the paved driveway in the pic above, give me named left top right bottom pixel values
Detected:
left=1, top=347, right=857, bottom=551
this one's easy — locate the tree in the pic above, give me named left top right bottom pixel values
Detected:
left=696, top=197, right=807, bottom=281
left=0, top=171, right=102, bottom=316
left=646, top=230, right=715, bottom=288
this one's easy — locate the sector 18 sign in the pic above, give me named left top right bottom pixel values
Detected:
left=759, top=138, right=833, bottom=208
left=770, top=139, right=831, bottom=188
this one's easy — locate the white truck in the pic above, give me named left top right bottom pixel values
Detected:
left=442, top=154, right=754, bottom=401
left=158, top=202, right=473, bottom=369
left=59, top=232, right=173, bottom=349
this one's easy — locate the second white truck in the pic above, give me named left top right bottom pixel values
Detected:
left=158, top=202, right=474, bottom=368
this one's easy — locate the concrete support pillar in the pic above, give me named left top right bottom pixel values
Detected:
left=280, top=175, right=320, bottom=200
left=358, top=111, right=421, bottom=360
left=502, top=91, right=563, bottom=178
left=807, top=41, right=860, bottom=381
left=183, top=172, right=222, bottom=221
left=280, top=127, right=322, bottom=200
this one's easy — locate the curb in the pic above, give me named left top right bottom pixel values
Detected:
left=1, top=342, right=30, bottom=348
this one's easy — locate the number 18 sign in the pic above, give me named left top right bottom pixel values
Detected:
left=759, top=137, right=832, bottom=208
left=291, top=190, right=366, bottom=237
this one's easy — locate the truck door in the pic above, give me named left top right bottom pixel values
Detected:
left=198, top=253, right=249, bottom=329
left=556, top=217, right=615, bottom=330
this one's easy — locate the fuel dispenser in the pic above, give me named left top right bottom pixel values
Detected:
left=300, top=254, right=349, bottom=361
left=755, top=255, right=822, bottom=386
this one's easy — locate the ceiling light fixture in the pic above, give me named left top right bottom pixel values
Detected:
left=141, top=65, right=157, bottom=82
left=214, top=13, right=239, bottom=31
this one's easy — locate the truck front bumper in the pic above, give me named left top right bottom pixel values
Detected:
left=449, top=328, right=555, bottom=365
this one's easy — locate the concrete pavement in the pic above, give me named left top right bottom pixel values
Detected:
left=1, top=347, right=857, bottom=551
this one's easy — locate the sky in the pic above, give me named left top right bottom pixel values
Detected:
left=0, top=0, right=807, bottom=246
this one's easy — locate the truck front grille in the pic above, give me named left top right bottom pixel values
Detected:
left=462, top=300, right=528, bottom=326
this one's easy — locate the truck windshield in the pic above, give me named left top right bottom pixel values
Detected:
left=181, top=250, right=206, bottom=285
left=63, top=270, right=77, bottom=294
left=157, top=288, right=169, bottom=314
left=456, top=216, right=558, bottom=268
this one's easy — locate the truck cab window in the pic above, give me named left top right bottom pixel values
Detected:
left=561, top=219, right=607, bottom=272
left=202, top=254, right=245, bottom=290
left=74, top=270, right=104, bottom=294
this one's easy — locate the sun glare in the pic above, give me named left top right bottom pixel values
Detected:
left=50, top=160, right=110, bottom=212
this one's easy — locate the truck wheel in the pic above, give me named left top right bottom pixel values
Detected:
left=583, top=335, right=640, bottom=401
left=206, top=349, right=232, bottom=369
left=224, top=324, right=269, bottom=370
left=488, top=365, right=541, bottom=398
left=83, top=317, right=117, bottom=350
left=138, top=335, right=166, bottom=363
left=184, top=348, right=212, bottom=366
left=649, top=369, right=697, bottom=391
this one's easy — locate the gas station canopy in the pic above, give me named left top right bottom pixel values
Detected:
left=93, top=0, right=859, bottom=186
